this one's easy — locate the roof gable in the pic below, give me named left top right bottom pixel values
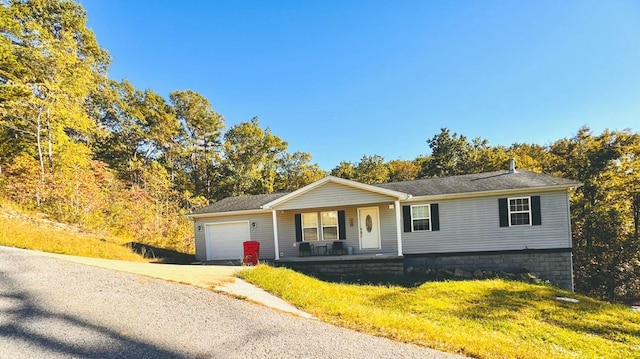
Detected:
left=261, top=176, right=410, bottom=209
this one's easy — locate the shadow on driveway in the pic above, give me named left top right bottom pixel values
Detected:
left=0, top=269, right=191, bottom=359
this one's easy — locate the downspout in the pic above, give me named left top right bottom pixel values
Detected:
left=395, top=199, right=403, bottom=256
left=566, top=189, right=575, bottom=292
left=272, top=210, right=280, bottom=260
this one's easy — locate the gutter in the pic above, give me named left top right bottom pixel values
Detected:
left=185, top=208, right=271, bottom=219
left=403, top=183, right=583, bottom=202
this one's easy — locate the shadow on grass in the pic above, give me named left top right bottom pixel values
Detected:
left=0, top=269, right=190, bottom=359
left=441, top=284, right=640, bottom=342
left=125, top=242, right=195, bottom=264
left=459, top=285, right=640, bottom=346
left=315, top=270, right=639, bottom=321
left=310, top=272, right=483, bottom=288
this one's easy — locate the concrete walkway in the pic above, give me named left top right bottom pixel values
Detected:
left=214, top=278, right=314, bottom=318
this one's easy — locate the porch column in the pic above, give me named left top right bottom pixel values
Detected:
left=272, top=210, right=280, bottom=260
left=394, top=200, right=403, bottom=256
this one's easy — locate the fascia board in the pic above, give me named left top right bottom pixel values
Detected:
left=186, top=209, right=270, bottom=219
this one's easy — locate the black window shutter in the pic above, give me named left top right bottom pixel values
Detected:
left=338, top=210, right=346, bottom=239
left=402, top=205, right=412, bottom=232
left=430, top=204, right=440, bottom=231
left=498, top=198, right=509, bottom=227
left=294, top=213, right=302, bottom=242
left=531, top=196, right=542, bottom=226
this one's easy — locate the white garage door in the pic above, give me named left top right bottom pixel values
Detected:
left=205, top=222, right=250, bottom=261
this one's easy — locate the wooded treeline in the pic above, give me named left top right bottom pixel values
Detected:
left=0, top=0, right=325, bottom=253
left=1, top=0, right=638, bottom=302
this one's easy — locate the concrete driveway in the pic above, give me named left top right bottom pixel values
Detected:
left=0, top=246, right=464, bottom=359
left=32, top=249, right=245, bottom=288
left=27, top=248, right=310, bottom=317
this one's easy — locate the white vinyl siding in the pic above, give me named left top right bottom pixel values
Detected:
left=273, top=182, right=396, bottom=210
left=402, top=191, right=572, bottom=254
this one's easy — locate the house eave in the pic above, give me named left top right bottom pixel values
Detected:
left=403, top=184, right=581, bottom=202
left=186, top=208, right=270, bottom=219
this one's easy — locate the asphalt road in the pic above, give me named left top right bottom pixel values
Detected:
left=0, top=246, right=464, bottom=359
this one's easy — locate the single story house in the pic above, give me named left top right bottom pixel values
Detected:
left=187, top=164, right=581, bottom=290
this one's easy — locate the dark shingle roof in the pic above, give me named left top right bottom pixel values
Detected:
left=375, top=170, right=580, bottom=196
left=190, top=193, right=287, bottom=215
left=189, top=170, right=580, bottom=215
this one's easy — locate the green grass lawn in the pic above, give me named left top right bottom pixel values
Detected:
left=239, top=265, right=640, bottom=359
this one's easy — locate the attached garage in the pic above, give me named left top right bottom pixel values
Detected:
left=205, top=221, right=250, bottom=261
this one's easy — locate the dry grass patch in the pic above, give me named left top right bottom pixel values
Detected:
left=239, top=265, right=640, bottom=359
left=0, top=216, right=146, bottom=261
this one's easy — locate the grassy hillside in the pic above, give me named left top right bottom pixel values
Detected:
left=240, top=265, right=640, bottom=359
left=0, top=202, right=147, bottom=262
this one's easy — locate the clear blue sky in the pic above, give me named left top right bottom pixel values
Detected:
left=78, top=0, right=639, bottom=170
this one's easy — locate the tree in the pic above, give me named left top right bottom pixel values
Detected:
left=353, top=155, right=389, bottom=184
left=421, top=128, right=510, bottom=177
left=0, top=4, right=30, bottom=104
left=275, top=151, right=325, bottom=192
left=89, top=80, right=142, bottom=176
left=507, top=143, right=550, bottom=172
left=0, top=153, right=42, bottom=206
left=0, top=0, right=109, bottom=205
left=330, top=161, right=356, bottom=180
left=218, top=117, right=287, bottom=197
left=387, top=159, right=420, bottom=182
left=90, top=81, right=181, bottom=186
left=548, top=127, right=640, bottom=301
left=170, top=90, right=224, bottom=198
left=421, top=128, right=472, bottom=177
left=0, top=1, right=197, bottom=254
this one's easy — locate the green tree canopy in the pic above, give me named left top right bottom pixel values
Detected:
left=218, top=117, right=288, bottom=197
left=170, top=90, right=224, bottom=198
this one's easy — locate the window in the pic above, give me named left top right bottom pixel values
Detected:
left=499, top=196, right=540, bottom=227
left=509, top=197, right=531, bottom=226
left=301, top=213, right=318, bottom=240
left=411, top=205, right=431, bottom=231
left=321, top=211, right=339, bottom=240
left=295, top=211, right=346, bottom=241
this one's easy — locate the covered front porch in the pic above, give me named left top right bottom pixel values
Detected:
left=276, top=251, right=402, bottom=263
left=274, top=252, right=405, bottom=278
left=259, top=176, right=411, bottom=262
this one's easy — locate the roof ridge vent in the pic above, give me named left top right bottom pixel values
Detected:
left=508, top=158, right=517, bottom=174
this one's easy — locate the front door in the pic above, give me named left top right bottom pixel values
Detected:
left=358, top=207, right=381, bottom=249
